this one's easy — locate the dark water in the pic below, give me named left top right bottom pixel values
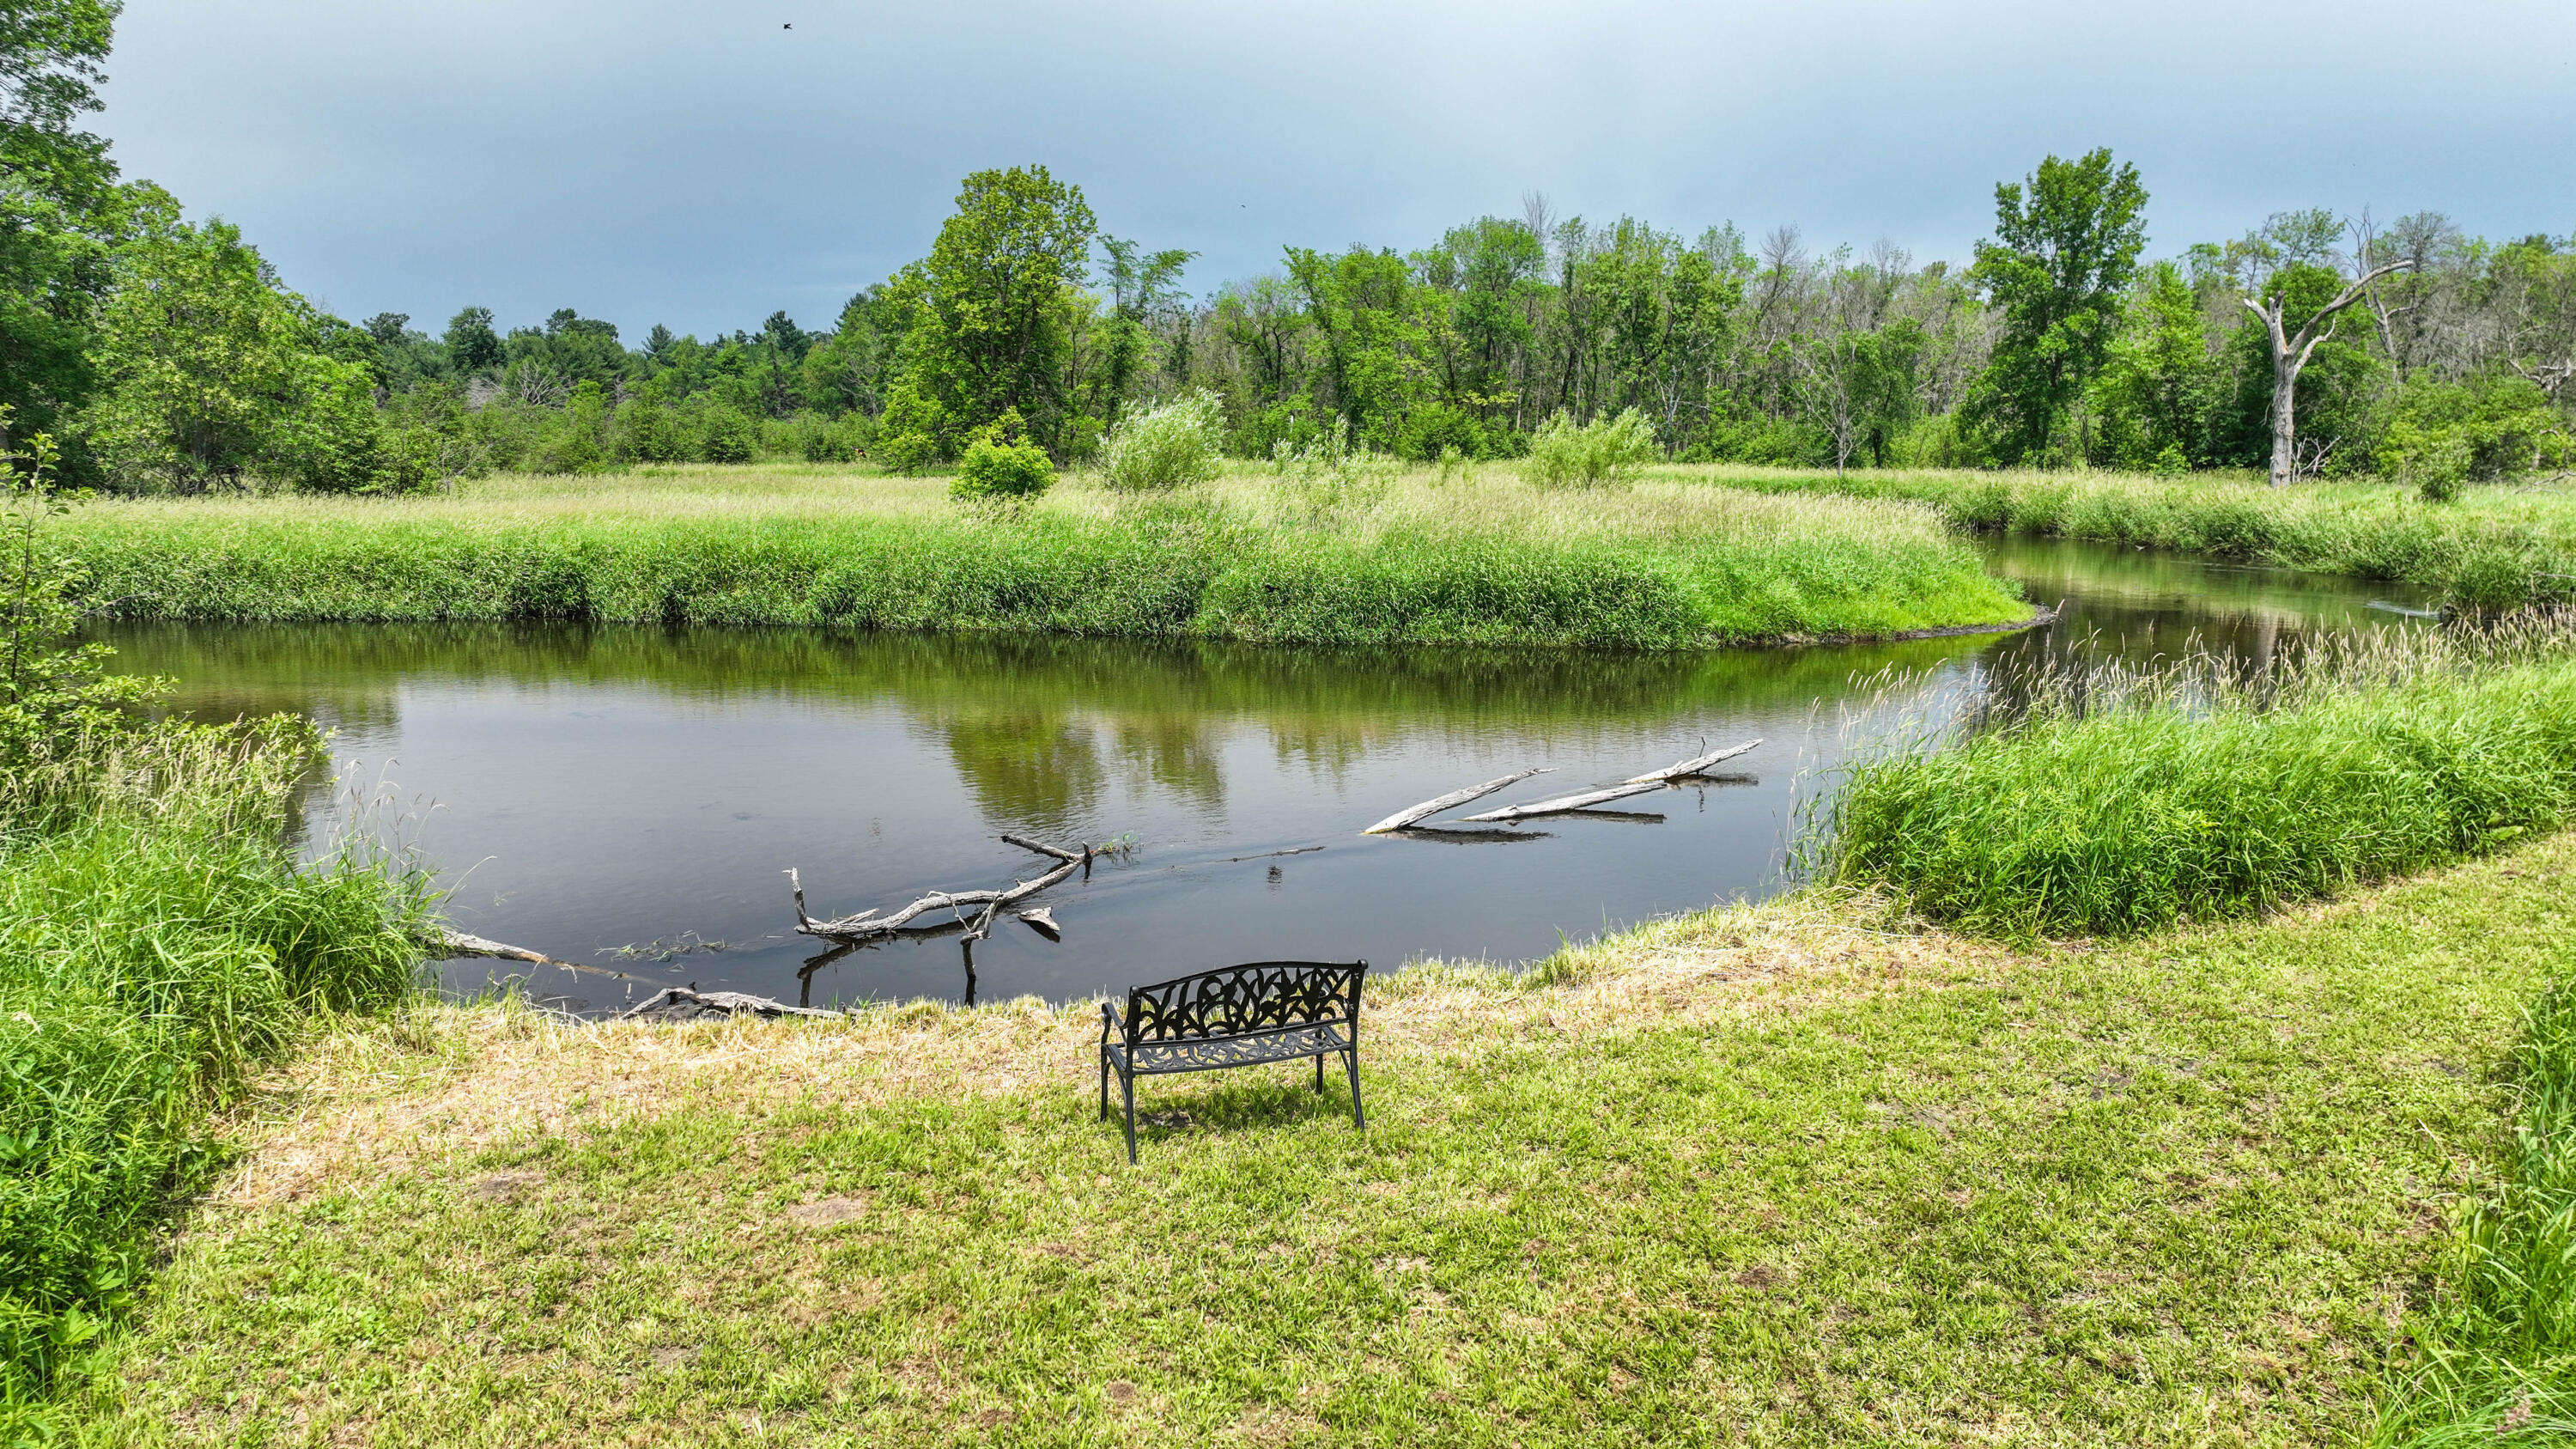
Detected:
left=97, top=539, right=2436, bottom=1013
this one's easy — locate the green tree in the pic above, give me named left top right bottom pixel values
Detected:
left=2092, top=259, right=2215, bottom=469
left=442, top=305, right=501, bottom=375
left=0, top=0, right=134, bottom=463
left=1965, top=149, right=2149, bottom=462
left=80, top=216, right=385, bottom=491
left=881, top=165, right=1097, bottom=462
left=1089, top=235, right=1194, bottom=430
left=1283, top=244, right=1426, bottom=449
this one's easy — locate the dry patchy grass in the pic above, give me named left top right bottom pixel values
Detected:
left=73, top=840, right=2576, bottom=1446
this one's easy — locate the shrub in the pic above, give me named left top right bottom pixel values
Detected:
left=951, top=436, right=1054, bottom=503
left=696, top=405, right=759, bottom=465
left=1099, top=391, right=1224, bottom=493
left=1523, top=410, right=1659, bottom=488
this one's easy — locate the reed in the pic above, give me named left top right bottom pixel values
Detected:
left=1696, top=465, right=2576, bottom=609
left=1820, top=613, right=2576, bottom=936
left=49, top=466, right=2030, bottom=648
left=0, top=722, right=427, bottom=1412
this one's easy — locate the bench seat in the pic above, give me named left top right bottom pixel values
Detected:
left=1108, top=1020, right=1352, bottom=1075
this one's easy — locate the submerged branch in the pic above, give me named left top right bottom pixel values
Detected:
left=1362, top=768, right=1551, bottom=835
left=1626, top=739, right=1761, bottom=783
left=1461, top=780, right=1667, bottom=823
left=790, top=836, right=1090, bottom=944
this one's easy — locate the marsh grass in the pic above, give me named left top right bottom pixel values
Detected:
left=2373, top=974, right=2576, bottom=1446
left=1823, top=612, right=2576, bottom=936
left=0, top=724, right=428, bottom=1421
left=51, top=463, right=2028, bottom=648
left=1694, top=463, right=2576, bottom=609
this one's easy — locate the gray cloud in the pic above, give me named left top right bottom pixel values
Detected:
left=97, top=0, right=2576, bottom=338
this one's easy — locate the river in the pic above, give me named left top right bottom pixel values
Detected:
left=97, top=539, right=2438, bottom=1012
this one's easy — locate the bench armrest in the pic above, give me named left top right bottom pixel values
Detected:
left=1098, top=1000, right=1120, bottom=1042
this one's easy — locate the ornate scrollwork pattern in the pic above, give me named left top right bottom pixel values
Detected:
left=1125, top=961, right=1364, bottom=1046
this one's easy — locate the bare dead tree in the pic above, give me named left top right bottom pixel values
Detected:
left=2244, top=257, right=2415, bottom=487
left=2348, top=210, right=2419, bottom=377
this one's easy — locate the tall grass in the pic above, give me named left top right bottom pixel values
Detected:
left=0, top=722, right=427, bottom=1416
left=50, top=466, right=2031, bottom=648
left=2372, top=974, right=2576, bottom=1446
left=1821, top=615, right=2576, bottom=936
left=1698, top=465, right=2576, bottom=610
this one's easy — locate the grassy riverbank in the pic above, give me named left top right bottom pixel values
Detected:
left=1824, top=617, right=2576, bottom=937
left=58, top=836, right=2575, bottom=1446
left=1689, top=465, right=2576, bottom=609
left=0, top=728, right=425, bottom=1427
left=52, top=466, right=2029, bottom=648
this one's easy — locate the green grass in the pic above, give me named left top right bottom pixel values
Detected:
left=63, top=835, right=2576, bottom=1446
left=1683, top=464, right=2576, bottom=609
left=1824, top=620, right=2576, bottom=937
left=0, top=726, right=426, bottom=1428
left=51, top=465, right=2030, bottom=648
left=2374, top=972, right=2576, bottom=1446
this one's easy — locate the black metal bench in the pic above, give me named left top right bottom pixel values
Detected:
left=1098, top=960, right=1368, bottom=1161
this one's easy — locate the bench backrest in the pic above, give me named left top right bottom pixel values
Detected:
left=1122, top=960, right=1367, bottom=1044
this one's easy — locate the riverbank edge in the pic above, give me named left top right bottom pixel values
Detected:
left=43, top=485, right=2035, bottom=651
left=1683, top=465, right=2575, bottom=609
left=69, top=835, right=2576, bottom=1444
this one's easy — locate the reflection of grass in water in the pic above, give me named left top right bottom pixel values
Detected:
left=55, top=466, right=2024, bottom=648
left=100, top=619, right=1992, bottom=735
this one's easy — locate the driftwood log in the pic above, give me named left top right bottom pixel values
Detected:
left=1625, top=739, right=1761, bottom=783
left=790, top=836, right=1091, bottom=944
left=1460, top=780, right=1668, bottom=823
left=1361, top=768, right=1551, bottom=835
left=435, top=930, right=635, bottom=980
left=621, top=986, right=842, bottom=1022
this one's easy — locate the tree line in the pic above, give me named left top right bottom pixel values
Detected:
left=6, top=5, right=2570, bottom=494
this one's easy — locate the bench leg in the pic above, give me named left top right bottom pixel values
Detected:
left=1343, top=1048, right=1365, bottom=1132
left=1313, top=1051, right=1324, bottom=1094
left=1098, top=1047, right=1109, bottom=1121
left=1121, top=1069, right=1139, bottom=1164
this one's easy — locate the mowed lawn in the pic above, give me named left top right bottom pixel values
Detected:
left=73, top=838, right=2576, bottom=1447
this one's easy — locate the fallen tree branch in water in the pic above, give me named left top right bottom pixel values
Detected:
left=789, top=836, right=1090, bottom=944
left=1626, top=739, right=1761, bottom=783
left=1461, top=780, right=1667, bottom=823
left=1362, top=768, right=1552, bottom=835
left=434, top=930, right=637, bottom=981
left=621, top=985, right=843, bottom=1021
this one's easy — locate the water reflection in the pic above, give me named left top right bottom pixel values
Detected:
left=89, top=539, right=2439, bottom=1012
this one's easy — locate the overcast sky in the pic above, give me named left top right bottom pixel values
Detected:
left=94, top=0, right=2576, bottom=340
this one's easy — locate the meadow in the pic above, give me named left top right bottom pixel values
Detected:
left=49, top=464, right=2032, bottom=649
left=56, top=836, right=2576, bottom=1446
left=1686, top=465, right=2576, bottom=610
